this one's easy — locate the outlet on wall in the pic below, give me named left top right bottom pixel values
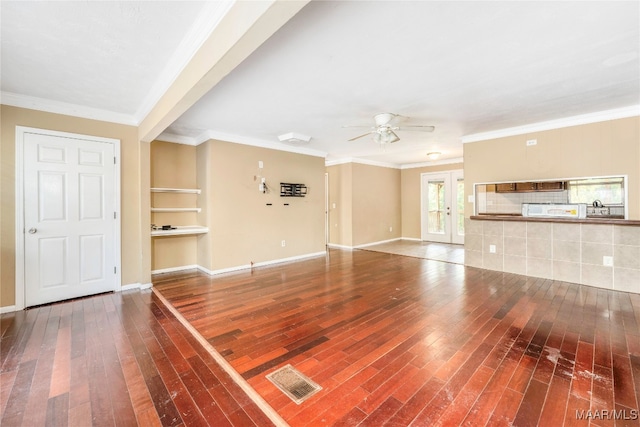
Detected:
left=389, top=226, right=393, bottom=232
left=281, top=240, right=286, bottom=247
left=489, top=244, right=496, bottom=253
left=603, top=256, right=613, bottom=266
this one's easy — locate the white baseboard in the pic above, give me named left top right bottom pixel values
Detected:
left=355, top=237, right=401, bottom=248
left=327, top=243, right=354, bottom=250
left=401, top=237, right=422, bottom=241
left=198, top=251, right=327, bottom=276
left=151, top=264, right=199, bottom=275
left=140, top=282, right=153, bottom=290
left=0, top=305, right=17, bottom=314
left=120, top=282, right=142, bottom=291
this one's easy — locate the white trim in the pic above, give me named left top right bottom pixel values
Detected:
left=14, top=126, right=121, bottom=310
left=120, top=283, right=141, bottom=292
left=355, top=238, right=402, bottom=248
left=327, top=243, right=354, bottom=250
left=461, top=106, right=640, bottom=144
left=325, top=157, right=400, bottom=169
left=153, top=133, right=199, bottom=146
left=118, top=282, right=152, bottom=291
left=1, top=92, right=137, bottom=126
left=401, top=237, right=422, bottom=242
left=156, top=128, right=328, bottom=159
left=197, top=251, right=327, bottom=276
left=151, top=265, right=199, bottom=275
left=400, top=157, right=464, bottom=169
left=0, top=305, right=17, bottom=314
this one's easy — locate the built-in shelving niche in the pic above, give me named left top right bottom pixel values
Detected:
left=151, top=187, right=206, bottom=236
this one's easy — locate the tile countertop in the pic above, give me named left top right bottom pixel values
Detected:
left=470, top=215, right=640, bottom=226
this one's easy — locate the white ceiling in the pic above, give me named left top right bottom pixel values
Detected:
left=2, top=1, right=639, bottom=167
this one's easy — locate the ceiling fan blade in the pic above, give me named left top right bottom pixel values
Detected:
left=388, top=130, right=400, bottom=143
left=397, top=125, right=435, bottom=132
left=348, top=132, right=374, bottom=141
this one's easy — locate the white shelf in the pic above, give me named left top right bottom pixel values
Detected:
left=151, top=187, right=201, bottom=194
left=151, top=207, right=201, bottom=213
left=151, top=226, right=209, bottom=237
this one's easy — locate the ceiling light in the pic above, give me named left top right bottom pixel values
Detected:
left=427, top=151, right=441, bottom=160
left=278, top=132, right=311, bottom=143
left=373, top=129, right=399, bottom=144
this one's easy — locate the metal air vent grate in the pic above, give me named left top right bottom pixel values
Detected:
left=266, top=364, right=322, bottom=404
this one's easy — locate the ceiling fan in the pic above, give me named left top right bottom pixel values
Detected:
left=346, top=113, right=435, bottom=144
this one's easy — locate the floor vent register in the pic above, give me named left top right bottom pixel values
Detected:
left=266, top=364, right=322, bottom=404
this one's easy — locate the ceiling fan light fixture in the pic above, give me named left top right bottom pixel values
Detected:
left=373, top=129, right=399, bottom=144
left=278, top=132, right=311, bottom=143
left=427, top=151, right=441, bottom=160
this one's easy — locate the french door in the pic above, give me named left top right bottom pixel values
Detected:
left=421, top=170, right=464, bottom=244
left=19, top=128, right=119, bottom=307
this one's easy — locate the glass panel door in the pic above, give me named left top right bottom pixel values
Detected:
left=421, top=171, right=464, bottom=244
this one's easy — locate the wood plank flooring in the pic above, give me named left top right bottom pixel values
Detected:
left=2, top=247, right=639, bottom=426
left=0, top=290, right=275, bottom=426
left=154, top=249, right=640, bottom=426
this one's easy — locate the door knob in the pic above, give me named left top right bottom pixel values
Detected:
left=28, top=228, right=37, bottom=234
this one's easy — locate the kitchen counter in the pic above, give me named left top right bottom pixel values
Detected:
left=466, top=215, right=640, bottom=294
left=471, top=215, right=640, bottom=226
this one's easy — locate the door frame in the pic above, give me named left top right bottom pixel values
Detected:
left=420, top=169, right=464, bottom=244
left=15, top=126, right=121, bottom=310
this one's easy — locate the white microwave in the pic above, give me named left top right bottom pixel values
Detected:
left=522, top=203, right=587, bottom=219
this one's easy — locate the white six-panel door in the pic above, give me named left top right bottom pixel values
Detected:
left=22, top=130, right=118, bottom=307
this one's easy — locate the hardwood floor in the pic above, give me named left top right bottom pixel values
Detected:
left=2, top=248, right=639, bottom=426
left=0, top=290, right=276, bottom=426
left=153, top=249, right=640, bottom=426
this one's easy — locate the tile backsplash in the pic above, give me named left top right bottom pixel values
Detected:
left=477, top=189, right=569, bottom=214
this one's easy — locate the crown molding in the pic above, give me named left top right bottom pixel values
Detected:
left=400, top=157, right=464, bottom=169
left=153, top=132, right=199, bottom=145
left=1, top=91, right=137, bottom=125
left=325, top=157, right=400, bottom=169
left=133, top=1, right=234, bottom=123
left=461, top=105, right=640, bottom=144
left=155, top=129, right=328, bottom=159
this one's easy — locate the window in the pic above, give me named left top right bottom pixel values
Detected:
left=568, top=177, right=625, bottom=205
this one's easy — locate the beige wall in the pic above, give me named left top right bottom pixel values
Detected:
left=352, top=163, right=401, bottom=246
left=0, top=105, right=148, bottom=308
left=326, top=162, right=403, bottom=247
left=199, top=140, right=326, bottom=271
left=401, top=163, right=464, bottom=239
left=327, top=163, right=353, bottom=247
left=150, top=141, right=199, bottom=271
left=463, top=116, right=640, bottom=220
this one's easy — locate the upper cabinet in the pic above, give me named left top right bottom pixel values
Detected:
left=495, top=181, right=566, bottom=192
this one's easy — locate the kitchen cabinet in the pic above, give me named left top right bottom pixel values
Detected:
left=515, top=182, right=537, bottom=191
left=495, top=183, right=516, bottom=192
left=495, top=181, right=565, bottom=192
left=536, top=181, right=565, bottom=191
